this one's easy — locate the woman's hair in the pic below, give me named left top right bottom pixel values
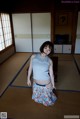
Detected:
left=40, top=41, right=53, bottom=53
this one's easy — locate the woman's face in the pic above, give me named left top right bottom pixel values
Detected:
left=43, top=45, right=51, bottom=55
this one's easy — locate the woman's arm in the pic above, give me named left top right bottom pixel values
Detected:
left=49, top=59, right=55, bottom=89
left=27, top=54, right=35, bottom=86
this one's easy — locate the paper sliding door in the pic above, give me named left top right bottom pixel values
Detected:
left=12, top=14, right=32, bottom=52
left=32, top=13, right=51, bottom=52
left=75, top=12, right=80, bottom=54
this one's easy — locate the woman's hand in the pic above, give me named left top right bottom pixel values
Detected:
left=52, top=85, right=56, bottom=90
left=27, top=79, right=31, bottom=86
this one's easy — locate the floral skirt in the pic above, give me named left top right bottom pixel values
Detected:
left=32, top=82, right=57, bottom=106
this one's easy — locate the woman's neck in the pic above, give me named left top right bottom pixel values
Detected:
left=40, top=52, right=47, bottom=57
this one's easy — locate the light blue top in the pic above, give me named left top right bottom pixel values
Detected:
left=32, top=53, right=51, bottom=80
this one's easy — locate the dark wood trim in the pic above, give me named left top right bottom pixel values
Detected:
left=71, top=10, right=78, bottom=54
left=51, top=10, right=56, bottom=53
left=0, top=45, right=14, bottom=54
left=30, top=13, right=33, bottom=52
left=51, top=11, right=54, bottom=43
left=10, top=14, right=16, bottom=52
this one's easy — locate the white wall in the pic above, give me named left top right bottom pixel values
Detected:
left=75, top=12, right=80, bottom=54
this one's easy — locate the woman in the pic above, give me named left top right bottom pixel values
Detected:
left=27, top=41, right=57, bottom=106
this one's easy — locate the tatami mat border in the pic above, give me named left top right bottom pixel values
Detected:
left=10, top=85, right=80, bottom=93
left=0, top=55, right=32, bottom=97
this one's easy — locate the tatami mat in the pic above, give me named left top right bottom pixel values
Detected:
left=0, top=53, right=80, bottom=119
left=12, top=54, right=80, bottom=91
left=12, top=60, right=30, bottom=87
left=0, top=87, right=80, bottom=119
left=74, top=54, right=80, bottom=70
left=0, top=53, right=32, bottom=96
left=53, top=54, right=73, bottom=61
left=56, top=60, right=80, bottom=91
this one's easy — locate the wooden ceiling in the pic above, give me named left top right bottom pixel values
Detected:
left=0, top=0, right=80, bottom=13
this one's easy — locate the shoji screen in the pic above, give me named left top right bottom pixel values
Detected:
left=12, top=14, right=32, bottom=52
left=75, top=12, right=80, bottom=54
left=32, top=13, right=51, bottom=52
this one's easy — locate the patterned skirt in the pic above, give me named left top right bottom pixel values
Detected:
left=32, top=82, right=57, bottom=106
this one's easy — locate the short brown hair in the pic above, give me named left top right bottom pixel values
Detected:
left=40, top=41, right=53, bottom=53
